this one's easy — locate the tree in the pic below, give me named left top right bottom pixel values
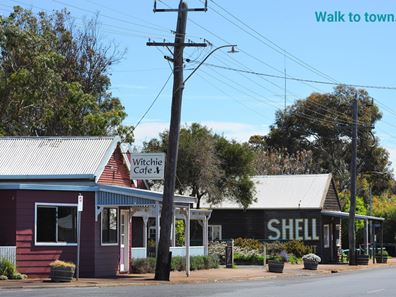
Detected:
left=251, top=147, right=317, bottom=175
left=264, top=85, right=392, bottom=192
left=144, top=123, right=256, bottom=208
left=0, top=6, right=133, bottom=142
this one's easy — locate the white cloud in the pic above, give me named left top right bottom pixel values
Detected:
left=385, top=146, right=396, bottom=172
left=132, top=121, right=169, bottom=149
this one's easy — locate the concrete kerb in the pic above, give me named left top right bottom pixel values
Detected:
left=1, top=259, right=395, bottom=290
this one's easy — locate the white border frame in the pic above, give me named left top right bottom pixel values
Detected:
left=100, top=207, right=119, bottom=246
left=208, top=225, right=222, bottom=241
left=323, top=224, right=330, bottom=248
left=34, top=202, right=78, bottom=246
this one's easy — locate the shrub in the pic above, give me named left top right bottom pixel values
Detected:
left=133, top=256, right=219, bottom=274
left=266, top=241, right=287, bottom=255
left=190, top=256, right=205, bottom=271
left=288, top=254, right=302, bottom=264
left=171, top=256, right=185, bottom=271
left=10, top=273, right=27, bottom=280
left=302, top=253, right=321, bottom=264
left=132, top=258, right=156, bottom=274
left=49, top=260, right=76, bottom=269
left=0, top=258, right=16, bottom=279
left=234, top=253, right=264, bottom=265
left=284, top=240, right=313, bottom=258
left=234, top=238, right=263, bottom=251
left=0, top=275, right=8, bottom=280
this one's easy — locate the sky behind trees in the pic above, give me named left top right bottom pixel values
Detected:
left=2, top=0, right=396, bottom=168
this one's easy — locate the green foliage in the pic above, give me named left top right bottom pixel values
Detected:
left=234, top=253, right=264, bottom=265
left=0, top=275, right=8, bottom=280
left=372, top=195, right=396, bottom=245
left=144, top=123, right=256, bottom=208
left=288, top=254, right=302, bottom=264
left=0, top=6, right=132, bottom=140
left=131, top=258, right=156, bottom=274
left=132, top=256, right=219, bottom=274
left=252, top=148, right=316, bottom=175
left=234, top=238, right=263, bottom=251
left=0, top=258, right=16, bottom=279
left=175, top=220, right=185, bottom=247
left=284, top=240, right=313, bottom=258
left=264, top=85, right=392, bottom=192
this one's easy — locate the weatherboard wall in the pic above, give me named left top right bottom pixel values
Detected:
left=0, top=190, right=16, bottom=246
left=14, top=190, right=96, bottom=278
left=98, top=145, right=133, bottom=187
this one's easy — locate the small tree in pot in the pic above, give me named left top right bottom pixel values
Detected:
left=375, top=250, right=388, bottom=264
left=50, top=260, right=76, bottom=282
left=302, top=253, right=321, bottom=270
left=268, top=250, right=288, bottom=273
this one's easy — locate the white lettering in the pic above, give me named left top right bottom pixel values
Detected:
left=267, top=219, right=281, bottom=240
left=282, top=219, right=293, bottom=240
left=295, top=219, right=303, bottom=240
left=312, top=218, right=319, bottom=240
left=304, top=219, right=312, bottom=240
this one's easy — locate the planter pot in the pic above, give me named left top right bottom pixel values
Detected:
left=268, top=260, right=284, bottom=273
left=375, top=256, right=388, bottom=264
left=356, top=255, right=369, bottom=265
left=303, top=261, right=318, bottom=270
left=50, top=266, right=75, bottom=282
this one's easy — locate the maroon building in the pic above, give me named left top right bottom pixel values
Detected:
left=0, top=137, right=195, bottom=277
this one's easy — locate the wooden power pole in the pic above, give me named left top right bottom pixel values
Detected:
left=348, top=92, right=358, bottom=265
left=147, top=0, right=207, bottom=281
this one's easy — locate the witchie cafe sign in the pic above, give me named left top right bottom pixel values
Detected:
left=130, top=153, right=165, bottom=180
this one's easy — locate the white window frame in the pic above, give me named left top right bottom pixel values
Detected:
left=101, top=207, right=119, bottom=246
left=34, top=202, right=78, bottom=246
left=323, top=224, right=330, bottom=248
left=208, top=225, right=222, bottom=241
left=335, top=224, right=341, bottom=247
left=148, top=226, right=156, bottom=240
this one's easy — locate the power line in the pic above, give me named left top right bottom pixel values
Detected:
left=134, top=72, right=173, bottom=130
left=207, top=0, right=338, bottom=83
left=190, top=61, right=396, bottom=91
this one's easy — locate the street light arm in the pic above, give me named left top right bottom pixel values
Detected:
left=183, top=44, right=236, bottom=84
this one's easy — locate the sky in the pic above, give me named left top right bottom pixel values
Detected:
left=1, top=0, right=396, bottom=168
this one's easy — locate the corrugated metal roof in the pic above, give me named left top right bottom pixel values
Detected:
left=201, top=174, right=332, bottom=209
left=0, top=136, right=119, bottom=180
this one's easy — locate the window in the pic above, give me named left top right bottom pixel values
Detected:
left=335, top=224, right=341, bottom=247
left=148, top=226, right=156, bottom=240
left=36, top=204, right=77, bottom=245
left=102, top=208, right=118, bottom=245
left=208, top=225, right=222, bottom=241
left=323, top=224, right=330, bottom=248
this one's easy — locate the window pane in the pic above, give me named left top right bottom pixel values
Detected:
left=102, top=208, right=118, bottom=244
left=37, top=207, right=56, bottom=242
left=58, top=207, right=77, bottom=243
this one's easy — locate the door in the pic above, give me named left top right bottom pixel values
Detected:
left=119, top=210, right=129, bottom=273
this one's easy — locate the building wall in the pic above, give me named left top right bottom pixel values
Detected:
left=98, top=146, right=133, bottom=187
left=14, top=190, right=95, bottom=278
left=323, top=181, right=341, bottom=211
left=94, top=210, right=120, bottom=277
left=0, top=190, right=16, bottom=246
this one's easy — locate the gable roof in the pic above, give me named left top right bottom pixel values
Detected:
left=0, top=136, right=120, bottom=181
left=201, top=174, right=334, bottom=210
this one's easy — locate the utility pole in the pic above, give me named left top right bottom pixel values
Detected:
left=348, top=92, right=358, bottom=265
left=147, top=0, right=208, bottom=281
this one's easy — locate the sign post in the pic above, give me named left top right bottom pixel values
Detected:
left=130, top=153, right=165, bottom=180
left=76, top=193, right=83, bottom=280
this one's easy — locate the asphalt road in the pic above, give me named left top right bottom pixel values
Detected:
left=1, top=266, right=395, bottom=297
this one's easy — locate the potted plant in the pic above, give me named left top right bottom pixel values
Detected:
left=356, top=253, right=369, bottom=265
left=302, top=253, right=321, bottom=270
left=49, top=260, right=75, bottom=282
left=375, top=250, right=388, bottom=264
left=268, top=250, right=288, bottom=273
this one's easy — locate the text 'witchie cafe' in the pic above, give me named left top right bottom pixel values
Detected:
left=130, top=153, right=165, bottom=180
